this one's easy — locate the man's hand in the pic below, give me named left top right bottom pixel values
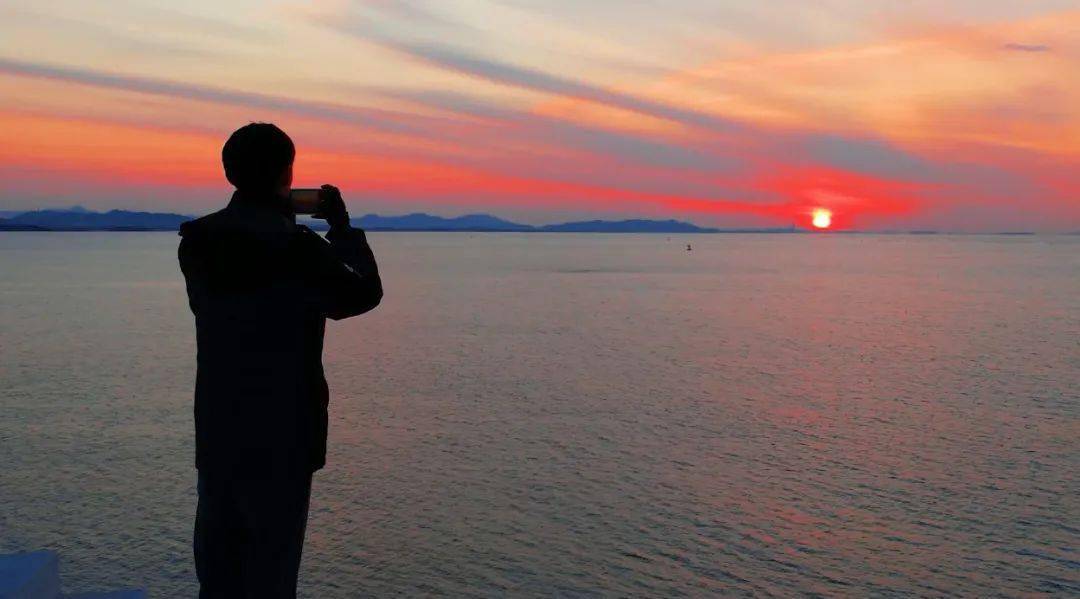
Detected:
left=313, top=184, right=350, bottom=230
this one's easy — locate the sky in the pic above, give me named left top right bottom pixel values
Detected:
left=0, top=1, right=1077, bottom=231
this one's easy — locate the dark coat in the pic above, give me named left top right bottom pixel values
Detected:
left=178, top=192, right=382, bottom=476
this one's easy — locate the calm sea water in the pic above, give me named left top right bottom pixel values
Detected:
left=1, top=232, right=1077, bottom=597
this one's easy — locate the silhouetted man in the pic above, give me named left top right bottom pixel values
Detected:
left=178, top=123, right=382, bottom=598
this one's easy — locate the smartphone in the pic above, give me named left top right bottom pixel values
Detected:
left=290, top=188, right=322, bottom=215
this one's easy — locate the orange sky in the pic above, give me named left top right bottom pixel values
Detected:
left=0, top=1, right=1077, bottom=230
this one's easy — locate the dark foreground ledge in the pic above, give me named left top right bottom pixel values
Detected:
left=0, top=550, right=145, bottom=598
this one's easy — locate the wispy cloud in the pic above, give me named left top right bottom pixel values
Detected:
left=1003, top=43, right=1051, bottom=52
left=329, top=18, right=750, bottom=134
left=0, top=57, right=446, bottom=136
left=378, top=88, right=733, bottom=171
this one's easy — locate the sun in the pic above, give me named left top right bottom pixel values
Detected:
left=811, top=208, right=832, bottom=229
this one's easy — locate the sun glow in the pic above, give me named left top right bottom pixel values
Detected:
left=811, top=208, right=832, bottom=229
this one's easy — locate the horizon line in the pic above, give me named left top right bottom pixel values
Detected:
left=2, top=206, right=1074, bottom=235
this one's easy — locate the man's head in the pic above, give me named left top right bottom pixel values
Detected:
left=222, top=123, right=295, bottom=195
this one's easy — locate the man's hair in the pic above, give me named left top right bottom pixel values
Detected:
left=221, top=123, right=295, bottom=191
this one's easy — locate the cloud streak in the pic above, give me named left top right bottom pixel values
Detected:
left=331, top=19, right=750, bottom=134
left=1003, top=43, right=1051, bottom=52
left=0, top=57, right=445, bottom=136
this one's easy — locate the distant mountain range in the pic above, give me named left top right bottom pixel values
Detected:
left=3, top=207, right=1064, bottom=234
left=0, top=207, right=728, bottom=233
left=357, top=213, right=535, bottom=232
left=0, top=208, right=193, bottom=231
left=355, top=213, right=732, bottom=233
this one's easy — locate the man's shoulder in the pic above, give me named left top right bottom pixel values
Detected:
left=178, top=208, right=232, bottom=240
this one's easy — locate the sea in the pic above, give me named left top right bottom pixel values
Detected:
left=1, top=232, right=1077, bottom=597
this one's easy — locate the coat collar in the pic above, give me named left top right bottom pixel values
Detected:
left=226, top=190, right=296, bottom=232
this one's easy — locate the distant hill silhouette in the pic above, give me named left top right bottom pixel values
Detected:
left=7, top=209, right=192, bottom=231
left=356, top=213, right=533, bottom=231
left=1, top=208, right=724, bottom=233
left=2, top=207, right=1071, bottom=235
left=0, top=205, right=92, bottom=221
left=354, top=214, right=718, bottom=232
left=537, top=219, right=717, bottom=233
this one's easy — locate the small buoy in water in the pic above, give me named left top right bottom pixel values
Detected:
left=686, top=244, right=692, bottom=251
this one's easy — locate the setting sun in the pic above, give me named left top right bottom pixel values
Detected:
left=811, top=208, right=832, bottom=229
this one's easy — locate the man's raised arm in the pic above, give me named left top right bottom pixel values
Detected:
left=305, top=185, right=383, bottom=320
